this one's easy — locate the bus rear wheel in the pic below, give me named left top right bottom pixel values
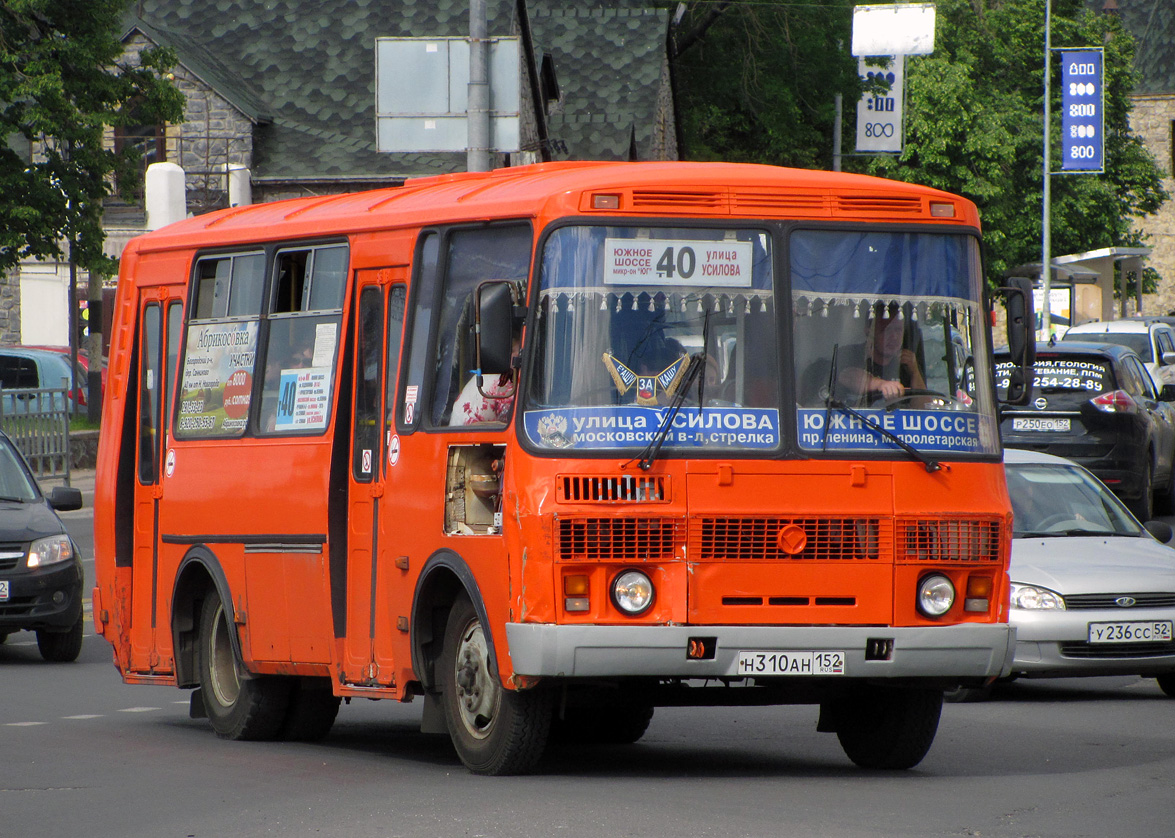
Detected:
left=197, top=594, right=290, bottom=740
left=438, top=594, right=552, bottom=775
left=830, top=686, right=942, bottom=770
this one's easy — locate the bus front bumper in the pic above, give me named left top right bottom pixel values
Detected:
left=506, top=622, right=1016, bottom=680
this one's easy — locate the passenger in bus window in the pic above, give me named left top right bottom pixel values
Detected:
left=840, top=309, right=926, bottom=404
left=449, top=333, right=521, bottom=426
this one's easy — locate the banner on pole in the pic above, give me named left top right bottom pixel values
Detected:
left=855, top=57, right=904, bottom=154
left=1059, top=49, right=1103, bottom=173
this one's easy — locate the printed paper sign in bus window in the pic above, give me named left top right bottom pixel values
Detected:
left=178, top=320, right=258, bottom=437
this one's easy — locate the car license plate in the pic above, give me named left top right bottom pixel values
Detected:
left=737, top=650, right=845, bottom=675
left=1012, top=417, right=1070, bottom=432
left=1088, top=621, right=1173, bottom=643
left=0, top=579, right=8, bottom=601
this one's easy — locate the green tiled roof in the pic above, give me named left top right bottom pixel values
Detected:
left=126, top=1, right=672, bottom=181
left=529, top=2, right=671, bottom=160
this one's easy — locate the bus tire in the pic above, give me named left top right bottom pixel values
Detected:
left=197, top=594, right=290, bottom=741
left=36, top=613, right=83, bottom=662
left=832, top=686, right=942, bottom=770
left=279, top=677, right=341, bottom=741
left=439, top=593, right=552, bottom=775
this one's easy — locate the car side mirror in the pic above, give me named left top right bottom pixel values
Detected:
left=48, top=485, right=83, bottom=512
left=1162, top=351, right=1175, bottom=366
left=1144, top=520, right=1174, bottom=544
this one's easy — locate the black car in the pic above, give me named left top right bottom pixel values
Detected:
left=0, top=430, right=84, bottom=661
left=995, top=341, right=1175, bottom=521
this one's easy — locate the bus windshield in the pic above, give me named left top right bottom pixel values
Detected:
left=791, top=229, right=999, bottom=456
left=524, top=224, right=780, bottom=453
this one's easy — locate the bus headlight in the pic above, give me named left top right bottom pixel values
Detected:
left=611, top=570, right=654, bottom=616
left=916, top=573, right=955, bottom=618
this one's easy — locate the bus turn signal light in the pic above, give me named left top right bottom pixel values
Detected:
left=564, top=574, right=590, bottom=612
left=965, top=574, right=992, bottom=612
left=592, top=193, right=620, bottom=210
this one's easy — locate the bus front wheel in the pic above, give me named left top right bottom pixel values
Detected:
left=438, top=594, right=552, bottom=775
left=829, top=686, right=942, bottom=770
left=197, top=594, right=290, bottom=740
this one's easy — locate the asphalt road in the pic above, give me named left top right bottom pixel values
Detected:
left=3, top=471, right=1174, bottom=838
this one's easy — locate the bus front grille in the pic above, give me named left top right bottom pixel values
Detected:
left=689, top=517, right=888, bottom=561
left=556, top=517, right=683, bottom=562
left=897, top=518, right=1003, bottom=563
left=557, top=474, right=669, bottom=503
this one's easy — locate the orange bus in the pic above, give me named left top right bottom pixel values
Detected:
left=93, top=161, right=1033, bottom=774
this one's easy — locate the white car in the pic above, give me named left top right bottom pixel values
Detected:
left=953, top=448, right=1175, bottom=700
left=1062, top=318, right=1175, bottom=386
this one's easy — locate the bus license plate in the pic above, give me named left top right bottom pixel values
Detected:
left=1012, top=417, right=1070, bottom=432
left=1088, top=621, right=1173, bottom=644
left=737, top=650, right=845, bottom=676
left=0, top=579, right=8, bottom=601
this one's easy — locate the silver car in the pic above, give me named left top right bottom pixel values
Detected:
left=965, top=448, right=1175, bottom=700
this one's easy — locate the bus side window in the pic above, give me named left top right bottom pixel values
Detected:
left=257, top=243, right=348, bottom=435
left=429, top=225, right=531, bottom=427
left=399, top=232, right=439, bottom=431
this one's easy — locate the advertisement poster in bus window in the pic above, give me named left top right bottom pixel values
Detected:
left=178, top=320, right=258, bottom=436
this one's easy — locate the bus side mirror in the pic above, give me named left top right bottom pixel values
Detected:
left=476, top=281, right=523, bottom=376
left=998, top=276, right=1035, bottom=405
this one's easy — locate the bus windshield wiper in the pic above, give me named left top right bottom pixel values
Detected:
left=824, top=394, right=943, bottom=473
left=636, top=351, right=706, bottom=471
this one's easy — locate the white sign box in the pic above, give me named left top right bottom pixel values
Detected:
left=851, top=4, right=936, bottom=56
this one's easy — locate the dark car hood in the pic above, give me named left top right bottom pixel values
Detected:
left=1011, top=535, right=1175, bottom=595
left=0, top=498, right=69, bottom=542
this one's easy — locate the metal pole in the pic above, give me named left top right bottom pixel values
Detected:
left=467, top=0, right=491, bottom=172
left=1041, top=0, right=1052, bottom=338
left=833, top=93, right=842, bottom=171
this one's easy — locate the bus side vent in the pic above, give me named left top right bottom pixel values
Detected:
left=556, top=517, right=683, bottom=562
left=897, top=518, right=1002, bottom=563
left=630, top=190, right=727, bottom=211
left=558, top=475, right=669, bottom=503
left=690, top=517, right=886, bottom=561
left=834, top=195, right=924, bottom=215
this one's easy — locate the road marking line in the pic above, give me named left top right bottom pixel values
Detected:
left=5, top=722, right=47, bottom=727
left=62, top=714, right=104, bottom=720
left=118, top=707, right=161, bottom=713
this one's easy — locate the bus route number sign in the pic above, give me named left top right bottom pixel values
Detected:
left=603, top=238, right=752, bottom=288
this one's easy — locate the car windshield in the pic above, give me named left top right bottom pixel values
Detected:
left=1006, top=461, right=1144, bottom=537
left=0, top=440, right=38, bottom=501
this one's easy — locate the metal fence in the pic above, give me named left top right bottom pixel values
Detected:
left=0, top=387, right=72, bottom=484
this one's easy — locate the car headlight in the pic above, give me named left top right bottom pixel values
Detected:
left=27, top=534, right=74, bottom=569
left=611, top=570, right=654, bottom=615
left=1009, top=582, right=1066, bottom=610
left=917, top=573, right=955, bottom=618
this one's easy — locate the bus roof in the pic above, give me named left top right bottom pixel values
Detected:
left=128, top=161, right=980, bottom=254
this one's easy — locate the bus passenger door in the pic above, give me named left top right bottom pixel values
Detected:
left=129, top=294, right=183, bottom=673
left=342, top=271, right=406, bottom=686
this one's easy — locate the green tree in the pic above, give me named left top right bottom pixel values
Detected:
left=670, top=0, right=867, bottom=169
left=860, top=0, right=1167, bottom=288
left=0, top=0, right=184, bottom=277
